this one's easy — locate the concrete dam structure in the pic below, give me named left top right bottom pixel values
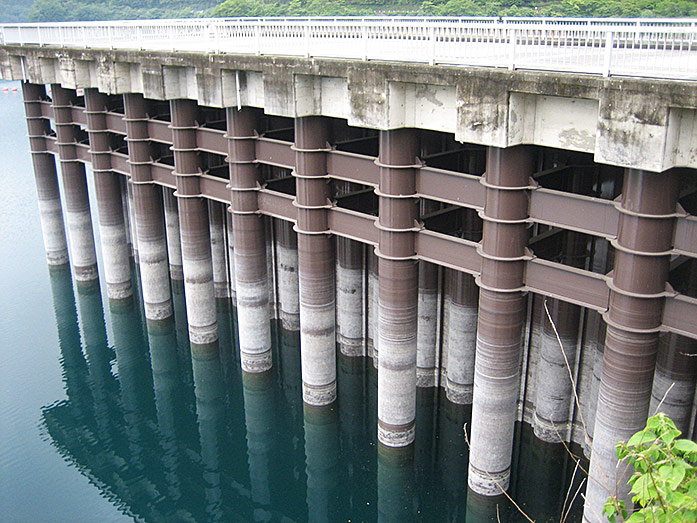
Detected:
left=2, top=17, right=697, bottom=521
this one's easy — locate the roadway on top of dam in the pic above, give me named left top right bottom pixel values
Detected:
left=1, top=17, right=697, bottom=81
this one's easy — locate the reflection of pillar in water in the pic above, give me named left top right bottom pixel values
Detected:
left=416, top=261, right=438, bottom=387
left=275, top=219, right=300, bottom=331
left=191, top=343, right=226, bottom=521
left=445, top=271, right=478, bottom=404
left=377, top=444, right=415, bottom=523
left=242, top=371, right=276, bottom=507
left=48, top=265, right=90, bottom=419
left=147, top=316, right=183, bottom=500
left=650, top=333, right=697, bottom=435
left=75, top=279, right=112, bottom=440
left=465, top=491, right=511, bottom=522
left=437, top=400, right=470, bottom=520
left=22, top=83, right=68, bottom=266
left=514, top=426, right=577, bottom=522
left=110, top=296, right=154, bottom=469
left=171, top=279, right=194, bottom=389
left=279, top=328, right=303, bottom=415
left=304, top=404, right=340, bottom=522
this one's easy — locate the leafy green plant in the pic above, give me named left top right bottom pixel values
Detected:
left=604, top=413, right=697, bottom=523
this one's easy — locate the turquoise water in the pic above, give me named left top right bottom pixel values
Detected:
left=0, top=79, right=585, bottom=522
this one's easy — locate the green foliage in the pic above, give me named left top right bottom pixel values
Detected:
left=604, top=413, right=697, bottom=523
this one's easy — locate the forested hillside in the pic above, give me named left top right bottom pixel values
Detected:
left=1, top=0, right=695, bottom=24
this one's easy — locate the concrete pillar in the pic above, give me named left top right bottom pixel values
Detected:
left=51, top=84, right=98, bottom=282
left=162, top=187, right=183, bottom=280
left=226, top=107, right=271, bottom=372
left=126, top=179, right=139, bottom=259
left=368, top=249, right=379, bottom=365
left=468, top=145, right=533, bottom=495
left=337, top=237, right=364, bottom=356
left=275, top=219, right=300, bottom=331
left=650, top=334, right=697, bottom=436
left=584, top=168, right=680, bottom=522
left=533, top=298, right=581, bottom=442
left=303, top=404, right=340, bottom=522
left=83, top=88, right=132, bottom=300
left=209, top=200, right=230, bottom=298
left=377, top=128, right=419, bottom=447
left=120, top=176, right=133, bottom=257
left=226, top=211, right=237, bottom=300
left=123, top=93, right=172, bottom=321
left=294, top=116, right=336, bottom=406
left=445, top=271, right=479, bottom=404
left=171, top=99, right=217, bottom=345
left=417, top=261, right=439, bottom=387
left=22, top=83, right=69, bottom=266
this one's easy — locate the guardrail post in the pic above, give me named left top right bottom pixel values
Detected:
left=304, top=22, right=310, bottom=58
left=362, top=23, right=368, bottom=61
left=255, top=21, right=261, bottom=55
left=508, top=28, right=516, bottom=70
left=108, top=25, right=113, bottom=49
left=603, top=30, right=613, bottom=77
left=429, top=24, right=435, bottom=65
left=137, top=25, right=143, bottom=50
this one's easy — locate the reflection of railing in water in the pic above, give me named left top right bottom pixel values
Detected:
left=2, top=17, right=697, bottom=79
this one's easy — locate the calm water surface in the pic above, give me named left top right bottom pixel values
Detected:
left=0, top=79, right=585, bottom=522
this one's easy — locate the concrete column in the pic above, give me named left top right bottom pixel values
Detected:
left=294, top=116, right=336, bottom=406
left=275, top=219, right=300, bottom=331
left=163, top=187, right=184, bottom=280
left=226, top=107, right=271, bottom=371
left=417, top=261, right=439, bottom=387
left=533, top=298, right=581, bottom=442
left=337, top=237, right=364, bottom=356
left=171, top=99, right=217, bottom=345
left=51, top=84, right=98, bottom=282
left=22, top=82, right=68, bottom=266
left=468, top=145, right=533, bottom=495
left=123, top=93, right=172, bottom=321
left=226, top=211, right=237, bottom=300
left=209, top=200, right=230, bottom=298
left=367, top=249, right=379, bottom=365
left=120, top=176, right=133, bottom=257
left=584, top=168, right=680, bottom=522
left=650, top=333, right=697, bottom=436
left=303, top=405, right=340, bottom=522
left=83, top=88, right=132, bottom=300
left=126, top=179, right=139, bottom=259
left=377, top=128, right=419, bottom=447
left=445, top=271, right=479, bottom=404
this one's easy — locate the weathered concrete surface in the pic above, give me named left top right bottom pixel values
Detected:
left=3, top=47, right=697, bottom=172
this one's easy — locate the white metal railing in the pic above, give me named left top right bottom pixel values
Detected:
left=1, top=17, right=696, bottom=80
